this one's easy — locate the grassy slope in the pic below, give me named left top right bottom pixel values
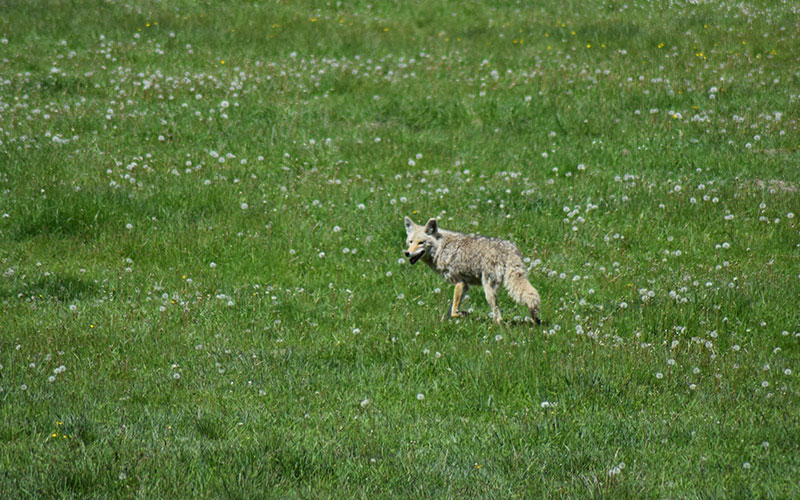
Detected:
left=1, top=0, right=798, bottom=497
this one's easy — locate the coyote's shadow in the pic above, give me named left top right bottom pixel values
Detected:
left=440, top=309, right=546, bottom=328
left=0, top=274, right=97, bottom=302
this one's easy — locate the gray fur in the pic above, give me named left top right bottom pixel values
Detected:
left=404, top=216, right=541, bottom=324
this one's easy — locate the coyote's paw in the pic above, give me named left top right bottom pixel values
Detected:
left=451, top=310, right=469, bottom=318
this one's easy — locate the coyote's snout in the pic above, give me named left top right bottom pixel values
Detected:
left=404, top=216, right=541, bottom=324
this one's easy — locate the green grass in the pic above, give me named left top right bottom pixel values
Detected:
left=1, top=0, right=799, bottom=497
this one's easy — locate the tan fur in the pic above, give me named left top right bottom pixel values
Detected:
left=404, top=216, right=541, bottom=324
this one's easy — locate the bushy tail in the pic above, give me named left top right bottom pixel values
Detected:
left=505, top=268, right=541, bottom=321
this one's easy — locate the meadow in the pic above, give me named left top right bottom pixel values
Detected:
left=1, top=0, right=799, bottom=497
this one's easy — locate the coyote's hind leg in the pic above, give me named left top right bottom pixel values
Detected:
left=482, top=276, right=502, bottom=324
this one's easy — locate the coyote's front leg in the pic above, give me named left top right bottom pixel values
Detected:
left=451, top=282, right=469, bottom=318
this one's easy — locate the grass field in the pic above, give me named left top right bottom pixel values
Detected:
left=1, top=0, right=799, bottom=497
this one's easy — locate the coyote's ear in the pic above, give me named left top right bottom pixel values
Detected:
left=404, top=216, right=416, bottom=235
left=424, top=218, right=439, bottom=235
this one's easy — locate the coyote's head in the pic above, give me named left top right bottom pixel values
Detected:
left=404, top=216, right=440, bottom=265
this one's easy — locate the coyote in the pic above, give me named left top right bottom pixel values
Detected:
left=404, top=216, right=541, bottom=324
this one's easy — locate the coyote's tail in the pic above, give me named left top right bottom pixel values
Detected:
left=505, top=267, right=541, bottom=321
